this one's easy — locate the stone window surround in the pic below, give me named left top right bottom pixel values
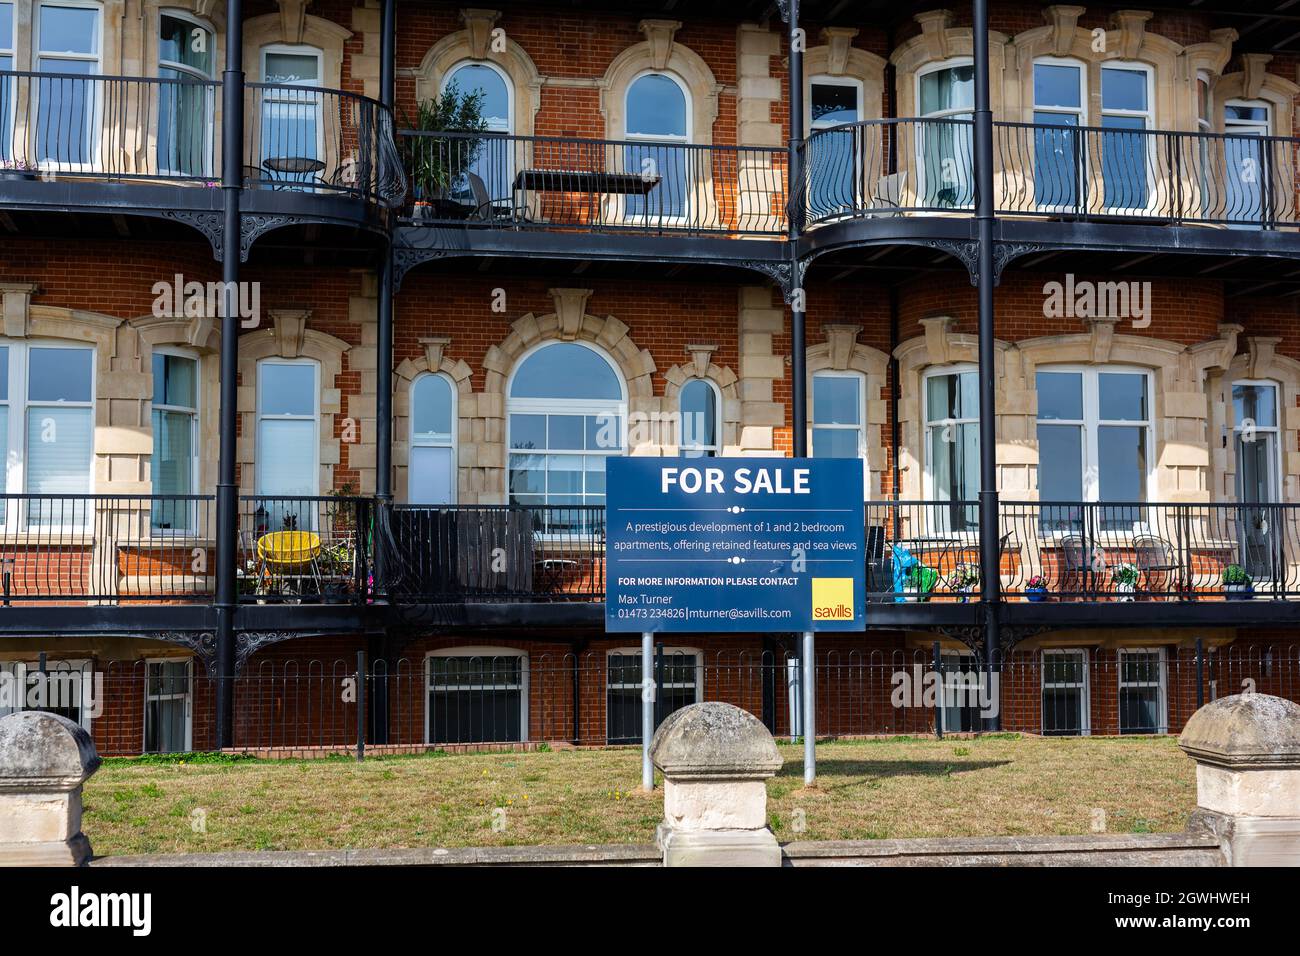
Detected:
left=894, top=317, right=1247, bottom=503
left=235, top=312, right=349, bottom=498
left=392, top=338, right=474, bottom=504
left=804, top=324, right=889, bottom=499
left=803, top=28, right=887, bottom=129
left=661, top=349, right=741, bottom=455
left=1210, top=338, right=1300, bottom=503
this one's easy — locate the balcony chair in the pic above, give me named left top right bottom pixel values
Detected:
left=1058, top=534, right=1091, bottom=600
left=254, top=529, right=324, bottom=604
left=1132, top=533, right=1181, bottom=599
left=466, top=171, right=528, bottom=225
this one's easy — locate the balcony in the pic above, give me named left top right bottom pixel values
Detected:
left=0, top=71, right=405, bottom=237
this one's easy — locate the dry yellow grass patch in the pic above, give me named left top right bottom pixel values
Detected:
left=83, top=735, right=1195, bottom=856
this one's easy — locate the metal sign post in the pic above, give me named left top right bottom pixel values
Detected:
left=642, top=631, right=654, bottom=792
left=802, top=630, right=816, bottom=786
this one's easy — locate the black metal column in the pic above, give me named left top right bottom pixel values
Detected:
left=785, top=0, right=808, bottom=456
left=369, top=0, right=397, bottom=745
left=214, top=0, right=245, bottom=749
left=972, top=0, right=1001, bottom=730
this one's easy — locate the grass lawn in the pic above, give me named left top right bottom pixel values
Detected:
left=83, top=735, right=1196, bottom=856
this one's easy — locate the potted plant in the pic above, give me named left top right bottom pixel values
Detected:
left=952, top=562, right=979, bottom=602
left=1025, top=574, right=1049, bottom=602
left=1111, top=562, right=1140, bottom=601
left=902, top=564, right=937, bottom=603
left=402, top=81, right=488, bottom=218
left=1222, top=563, right=1254, bottom=600
left=0, top=160, right=40, bottom=182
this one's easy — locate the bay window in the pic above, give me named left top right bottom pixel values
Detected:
left=158, top=11, right=215, bottom=177
left=1036, top=367, right=1152, bottom=531
left=150, top=350, right=198, bottom=530
left=917, top=60, right=974, bottom=208
left=678, top=378, right=719, bottom=458
left=924, top=366, right=979, bottom=530
left=409, top=372, right=456, bottom=505
left=0, top=342, right=94, bottom=528
left=255, top=359, right=318, bottom=529
left=35, top=1, right=101, bottom=168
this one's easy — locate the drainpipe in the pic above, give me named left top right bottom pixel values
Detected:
left=972, top=0, right=1002, bottom=730
left=214, top=0, right=245, bottom=749
left=785, top=0, right=807, bottom=458
left=369, top=0, right=397, bottom=745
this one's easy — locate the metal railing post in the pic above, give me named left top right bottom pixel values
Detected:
left=356, top=649, right=367, bottom=762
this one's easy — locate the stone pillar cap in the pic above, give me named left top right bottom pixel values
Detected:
left=650, top=702, right=782, bottom=779
left=1179, top=694, right=1300, bottom=769
left=0, top=712, right=101, bottom=792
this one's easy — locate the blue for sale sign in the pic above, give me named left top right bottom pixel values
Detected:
left=604, top=457, right=866, bottom=632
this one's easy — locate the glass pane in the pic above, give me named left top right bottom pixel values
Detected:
left=412, top=375, right=454, bottom=441
left=1037, top=424, right=1083, bottom=499
left=26, top=407, right=92, bottom=524
left=1226, top=103, right=1268, bottom=124
left=151, top=408, right=194, bottom=497
left=813, top=375, right=860, bottom=425
left=811, top=82, right=858, bottom=126
left=34, top=61, right=94, bottom=164
left=680, top=380, right=717, bottom=447
left=547, top=454, right=582, bottom=494
left=586, top=414, right=622, bottom=452
left=29, top=348, right=92, bottom=402
left=410, top=445, right=454, bottom=505
left=1034, top=63, right=1081, bottom=109
left=508, top=453, right=544, bottom=496
left=585, top=456, right=606, bottom=495
left=1036, top=371, right=1083, bottom=420
left=624, top=141, right=690, bottom=220
left=256, top=419, right=315, bottom=496
left=1033, top=112, right=1079, bottom=208
left=1098, top=425, right=1146, bottom=501
left=509, top=414, right=546, bottom=450
left=446, top=63, right=509, bottom=129
left=0, top=345, right=8, bottom=399
left=1224, top=132, right=1264, bottom=223
left=263, top=52, right=319, bottom=84
left=158, top=70, right=212, bottom=175
left=0, top=4, right=12, bottom=50
left=1101, top=115, right=1148, bottom=209
left=1235, top=433, right=1274, bottom=504
left=1098, top=373, right=1147, bottom=421
left=812, top=428, right=859, bottom=458
left=510, top=344, right=621, bottom=400
left=38, top=5, right=99, bottom=55
left=926, top=371, right=976, bottom=421
left=1102, top=68, right=1148, bottom=112
left=920, top=65, right=974, bottom=114
left=258, top=363, right=315, bottom=416
left=153, top=353, right=196, bottom=408
left=626, top=74, right=687, bottom=137
left=547, top=414, right=583, bottom=451
left=919, top=116, right=973, bottom=206
left=159, top=15, right=211, bottom=74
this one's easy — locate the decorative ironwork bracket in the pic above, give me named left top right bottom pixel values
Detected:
left=235, top=631, right=301, bottom=674
left=158, top=210, right=223, bottom=261
left=239, top=214, right=297, bottom=262
left=924, top=240, right=1047, bottom=287
left=392, top=246, right=446, bottom=292
left=144, top=631, right=218, bottom=674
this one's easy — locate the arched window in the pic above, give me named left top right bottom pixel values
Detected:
left=443, top=60, right=512, bottom=205
left=157, top=9, right=215, bottom=176
left=409, top=372, right=456, bottom=505
left=916, top=59, right=974, bottom=207
left=678, top=378, right=719, bottom=457
left=507, top=342, right=625, bottom=521
left=624, top=71, right=689, bottom=222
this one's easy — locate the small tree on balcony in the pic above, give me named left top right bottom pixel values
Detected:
left=404, top=81, right=488, bottom=202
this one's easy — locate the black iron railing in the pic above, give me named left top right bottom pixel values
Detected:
left=237, top=496, right=373, bottom=605
left=0, top=71, right=405, bottom=205
left=798, top=118, right=1300, bottom=229
left=398, top=130, right=788, bottom=235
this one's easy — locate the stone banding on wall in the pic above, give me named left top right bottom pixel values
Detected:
left=736, top=286, right=786, bottom=454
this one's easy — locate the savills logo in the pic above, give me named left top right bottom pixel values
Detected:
left=811, top=577, right=854, bottom=621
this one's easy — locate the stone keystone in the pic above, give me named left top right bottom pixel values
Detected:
left=0, top=711, right=102, bottom=865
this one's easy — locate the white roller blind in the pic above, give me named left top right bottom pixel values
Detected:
left=257, top=418, right=315, bottom=497
left=410, top=446, right=453, bottom=505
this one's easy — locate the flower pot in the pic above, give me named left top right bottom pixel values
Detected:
left=1026, top=587, right=1047, bottom=603
left=1224, top=584, right=1255, bottom=601
left=1115, top=581, right=1137, bottom=602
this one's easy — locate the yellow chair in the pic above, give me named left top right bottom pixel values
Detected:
left=255, top=530, right=323, bottom=599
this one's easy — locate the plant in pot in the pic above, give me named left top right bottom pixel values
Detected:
left=0, top=159, right=40, bottom=182
left=1221, top=563, right=1254, bottom=600
left=951, top=562, right=979, bottom=602
left=402, top=81, right=488, bottom=220
left=1111, top=562, right=1140, bottom=601
left=1025, top=574, right=1049, bottom=602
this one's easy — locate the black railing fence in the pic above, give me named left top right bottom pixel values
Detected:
left=798, top=118, right=1300, bottom=229
left=236, top=496, right=373, bottom=605
left=0, top=71, right=404, bottom=205
left=398, top=130, right=788, bottom=234
left=26, top=644, right=1300, bottom=756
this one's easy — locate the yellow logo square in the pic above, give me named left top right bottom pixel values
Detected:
left=812, top=577, right=854, bottom=621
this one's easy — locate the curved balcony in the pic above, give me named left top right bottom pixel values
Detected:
left=0, top=71, right=405, bottom=241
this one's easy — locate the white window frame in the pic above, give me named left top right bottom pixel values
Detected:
left=505, top=340, right=627, bottom=510
left=408, top=370, right=457, bottom=505
left=606, top=646, right=702, bottom=742
left=143, top=656, right=193, bottom=753
left=0, top=659, right=94, bottom=730
left=915, top=57, right=974, bottom=208
left=922, top=363, right=980, bottom=505
left=150, top=347, right=200, bottom=531
left=33, top=0, right=103, bottom=173
left=677, top=377, right=721, bottom=458
left=254, top=357, right=320, bottom=499
left=621, top=69, right=692, bottom=226
left=1230, top=378, right=1282, bottom=503
left=1098, top=61, right=1155, bottom=215
left=1196, top=70, right=1212, bottom=134
left=1030, top=56, right=1087, bottom=213
left=1117, top=646, right=1167, bottom=734
left=424, top=647, right=529, bottom=744
left=156, top=8, right=216, bottom=178
left=258, top=43, right=324, bottom=183
left=806, top=74, right=864, bottom=216
left=810, top=369, right=869, bottom=499
left=441, top=59, right=514, bottom=205
left=1035, top=364, right=1155, bottom=510
left=0, top=339, right=96, bottom=529
left=1041, top=648, right=1090, bottom=736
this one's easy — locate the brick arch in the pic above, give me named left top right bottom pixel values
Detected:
left=474, top=289, right=658, bottom=504
left=392, top=338, right=474, bottom=503
left=661, top=350, right=740, bottom=454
